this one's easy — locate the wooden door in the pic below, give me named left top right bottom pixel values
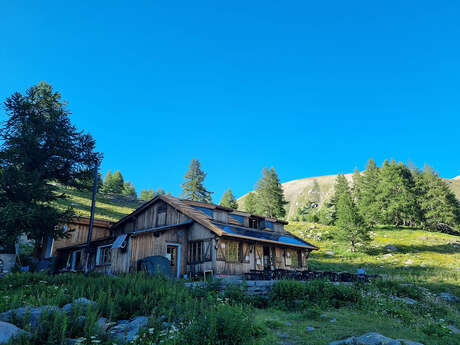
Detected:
left=166, top=245, right=178, bottom=276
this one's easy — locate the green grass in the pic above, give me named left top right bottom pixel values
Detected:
left=53, top=185, right=144, bottom=221
left=287, top=222, right=460, bottom=296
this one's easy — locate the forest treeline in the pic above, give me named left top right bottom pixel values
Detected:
left=296, top=159, right=460, bottom=235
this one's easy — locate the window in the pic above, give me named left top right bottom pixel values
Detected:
left=156, top=204, right=167, bottom=226
left=226, top=241, right=239, bottom=262
left=248, top=217, right=259, bottom=229
left=96, top=245, right=112, bottom=265
left=189, top=241, right=203, bottom=263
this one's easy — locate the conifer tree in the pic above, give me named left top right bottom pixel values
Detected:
left=415, top=165, right=460, bottom=232
left=255, top=167, right=287, bottom=218
left=336, top=183, right=370, bottom=251
left=140, top=188, right=156, bottom=200
left=180, top=158, right=212, bottom=202
left=351, top=168, right=363, bottom=203
left=356, top=158, right=381, bottom=226
left=111, top=170, right=124, bottom=194
left=0, top=82, right=100, bottom=252
left=156, top=188, right=165, bottom=195
left=102, top=170, right=113, bottom=193
left=220, top=188, right=238, bottom=209
left=243, top=192, right=258, bottom=214
left=375, top=160, right=420, bottom=226
left=122, top=181, right=137, bottom=198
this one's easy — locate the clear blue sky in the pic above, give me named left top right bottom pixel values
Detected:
left=1, top=1, right=459, bottom=202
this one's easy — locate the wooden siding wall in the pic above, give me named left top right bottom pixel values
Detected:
left=51, top=223, right=110, bottom=256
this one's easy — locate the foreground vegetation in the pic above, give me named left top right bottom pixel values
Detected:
left=2, top=223, right=460, bottom=345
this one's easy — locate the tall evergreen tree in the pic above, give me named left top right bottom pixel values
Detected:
left=122, top=181, right=137, bottom=198
left=156, top=188, right=165, bottom=195
left=243, top=192, right=258, bottom=214
left=415, top=165, right=460, bottom=232
left=335, top=181, right=370, bottom=251
left=111, top=170, right=124, bottom=194
left=102, top=170, right=113, bottom=193
left=255, top=167, right=287, bottom=218
left=0, top=82, right=100, bottom=252
left=375, top=160, right=420, bottom=226
left=180, top=158, right=212, bottom=202
left=220, top=188, right=238, bottom=209
left=356, top=158, right=381, bottom=227
left=351, top=168, right=363, bottom=203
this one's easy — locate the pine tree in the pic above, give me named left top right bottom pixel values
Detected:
left=140, top=188, right=156, bottom=200
left=243, top=192, right=258, bottom=214
left=111, top=170, right=124, bottom=194
left=180, top=158, right=213, bottom=202
left=351, top=168, right=363, bottom=203
left=102, top=170, right=113, bottom=193
left=122, top=181, right=137, bottom=198
left=356, top=158, right=381, bottom=227
left=156, top=188, right=165, bottom=195
left=255, top=167, right=287, bottom=218
left=415, top=165, right=460, bottom=232
left=336, top=184, right=370, bottom=251
left=220, top=189, right=238, bottom=209
left=329, top=173, right=349, bottom=224
left=375, top=160, right=420, bottom=226
left=0, top=82, right=100, bottom=252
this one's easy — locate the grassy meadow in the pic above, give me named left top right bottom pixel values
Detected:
left=53, top=185, right=144, bottom=221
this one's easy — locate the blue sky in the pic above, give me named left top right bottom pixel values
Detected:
left=1, top=1, right=459, bottom=202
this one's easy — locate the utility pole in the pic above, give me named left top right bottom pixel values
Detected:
left=84, top=162, right=99, bottom=273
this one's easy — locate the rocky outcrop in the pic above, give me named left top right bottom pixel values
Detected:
left=0, top=321, right=30, bottom=344
left=0, top=305, right=59, bottom=330
left=62, top=297, right=97, bottom=314
left=108, top=316, right=149, bottom=343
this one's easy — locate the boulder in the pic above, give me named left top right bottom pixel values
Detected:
left=0, top=321, right=30, bottom=344
left=0, top=305, right=59, bottom=330
left=439, top=292, right=458, bottom=303
left=62, top=298, right=96, bottom=314
left=355, top=332, right=401, bottom=345
left=391, top=296, right=417, bottom=305
left=97, top=317, right=111, bottom=332
left=384, top=245, right=398, bottom=252
left=109, top=316, right=149, bottom=343
left=305, top=326, right=315, bottom=332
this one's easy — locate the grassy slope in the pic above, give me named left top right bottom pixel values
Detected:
left=252, top=223, right=460, bottom=344
left=54, top=186, right=144, bottom=222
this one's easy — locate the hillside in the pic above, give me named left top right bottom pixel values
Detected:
left=54, top=185, right=144, bottom=222
left=239, top=173, right=460, bottom=220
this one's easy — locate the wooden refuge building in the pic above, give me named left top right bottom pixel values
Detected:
left=109, top=195, right=318, bottom=277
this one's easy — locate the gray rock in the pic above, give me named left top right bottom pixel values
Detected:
left=285, top=321, right=292, bottom=326
left=305, top=326, right=315, bottom=331
left=109, top=316, right=149, bottom=343
left=279, top=334, right=289, bottom=338
left=329, top=337, right=356, bottom=345
left=0, top=321, right=30, bottom=344
left=397, top=340, right=425, bottom=345
left=65, top=338, right=86, bottom=345
left=384, top=245, right=398, bottom=252
left=97, top=317, right=110, bottom=332
left=62, top=297, right=96, bottom=314
left=355, top=332, right=401, bottom=345
left=439, top=292, right=459, bottom=303
left=391, top=296, right=417, bottom=305
left=0, top=305, right=59, bottom=330
left=446, top=325, right=460, bottom=334
left=326, top=251, right=335, bottom=256
left=330, top=318, right=337, bottom=323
